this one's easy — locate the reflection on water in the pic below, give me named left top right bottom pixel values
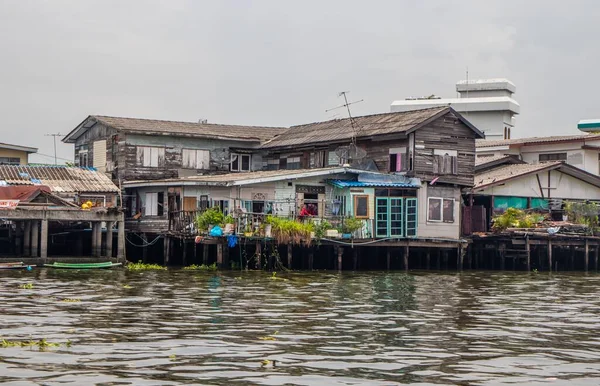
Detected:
left=1, top=269, right=600, bottom=385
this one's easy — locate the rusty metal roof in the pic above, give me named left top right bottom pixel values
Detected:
left=0, top=165, right=119, bottom=193
left=64, top=115, right=286, bottom=143
left=476, top=134, right=600, bottom=148
left=261, top=107, right=456, bottom=149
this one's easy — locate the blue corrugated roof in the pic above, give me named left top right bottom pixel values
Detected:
left=329, top=180, right=420, bottom=188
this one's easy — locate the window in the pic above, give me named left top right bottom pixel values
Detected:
left=78, top=147, right=89, bottom=167
left=267, top=158, right=279, bottom=170
left=137, top=146, right=165, bottom=167
left=354, top=195, right=369, bottom=218
left=310, top=151, right=326, bottom=168
left=287, top=156, right=301, bottom=170
left=0, top=157, right=21, bottom=165
left=144, top=192, right=164, bottom=216
left=328, top=151, right=341, bottom=166
left=428, top=197, right=454, bottom=222
left=230, top=153, right=251, bottom=172
left=389, top=147, right=408, bottom=172
left=182, top=149, right=210, bottom=169
left=433, top=149, right=457, bottom=175
left=279, top=157, right=287, bottom=169
left=539, top=153, right=567, bottom=162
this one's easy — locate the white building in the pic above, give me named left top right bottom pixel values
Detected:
left=391, top=78, right=520, bottom=141
left=476, top=134, right=600, bottom=176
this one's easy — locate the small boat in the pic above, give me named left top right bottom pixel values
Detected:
left=44, top=262, right=123, bottom=269
left=0, top=262, right=33, bottom=270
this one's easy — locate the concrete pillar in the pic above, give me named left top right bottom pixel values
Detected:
left=117, top=220, right=125, bottom=261
left=91, top=222, right=98, bottom=257
left=163, top=237, right=170, bottom=265
left=106, top=221, right=114, bottom=258
left=97, top=222, right=103, bottom=257
left=40, top=219, right=48, bottom=260
left=31, top=221, right=39, bottom=258
left=23, top=221, right=31, bottom=257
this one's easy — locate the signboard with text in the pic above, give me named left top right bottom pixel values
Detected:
left=0, top=200, right=19, bottom=209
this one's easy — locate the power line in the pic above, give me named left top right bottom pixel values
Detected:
left=44, top=133, right=64, bottom=165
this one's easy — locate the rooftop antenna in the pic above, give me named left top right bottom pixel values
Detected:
left=44, top=133, right=63, bottom=165
left=325, top=91, right=364, bottom=145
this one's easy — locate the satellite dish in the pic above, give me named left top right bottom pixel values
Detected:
left=211, top=148, right=229, bottom=170
left=348, top=143, right=367, bottom=160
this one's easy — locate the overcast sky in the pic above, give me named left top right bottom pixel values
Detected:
left=1, top=0, right=599, bottom=164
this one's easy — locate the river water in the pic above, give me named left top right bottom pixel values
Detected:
left=1, top=269, right=600, bottom=385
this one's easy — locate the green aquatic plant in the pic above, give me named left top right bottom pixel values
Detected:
left=60, top=298, right=81, bottom=303
left=1, top=338, right=64, bottom=350
left=126, top=261, right=167, bottom=271
left=182, top=263, right=218, bottom=271
left=169, top=354, right=177, bottom=361
left=122, top=284, right=133, bottom=289
left=19, top=283, right=34, bottom=289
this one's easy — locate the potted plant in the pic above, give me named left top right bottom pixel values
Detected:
left=223, top=215, right=235, bottom=234
left=196, top=207, right=225, bottom=234
left=340, top=217, right=362, bottom=239
left=244, top=224, right=253, bottom=237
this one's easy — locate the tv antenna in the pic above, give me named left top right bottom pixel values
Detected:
left=44, top=133, right=63, bottom=165
left=325, top=91, right=364, bottom=144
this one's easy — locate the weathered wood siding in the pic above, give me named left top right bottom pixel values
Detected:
left=412, top=112, right=477, bottom=187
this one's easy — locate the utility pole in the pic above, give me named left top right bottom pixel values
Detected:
left=44, top=133, right=62, bottom=165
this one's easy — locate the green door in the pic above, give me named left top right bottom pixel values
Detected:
left=375, top=197, right=417, bottom=238
left=376, top=198, right=389, bottom=238
left=405, top=198, right=418, bottom=238
left=390, top=198, right=403, bottom=238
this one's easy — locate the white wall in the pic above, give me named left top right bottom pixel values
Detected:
left=478, top=169, right=600, bottom=200
left=417, top=183, right=461, bottom=240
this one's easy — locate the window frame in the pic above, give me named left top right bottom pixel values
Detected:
left=182, top=148, right=210, bottom=170
left=230, top=153, right=251, bottom=172
left=539, top=153, right=567, bottom=162
left=139, top=146, right=165, bottom=168
left=427, top=197, right=455, bottom=223
left=389, top=147, right=409, bottom=173
left=353, top=195, right=369, bottom=219
left=433, top=149, right=458, bottom=175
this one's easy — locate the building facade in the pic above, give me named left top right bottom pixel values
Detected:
left=0, top=143, right=38, bottom=165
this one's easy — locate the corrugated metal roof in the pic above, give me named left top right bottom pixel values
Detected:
left=474, top=162, right=562, bottom=189
left=261, top=107, right=450, bottom=149
left=476, top=134, right=600, bottom=148
left=90, top=116, right=285, bottom=142
left=0, top=165, right=119, bottom=193
left=328, top=180, right=420, bottom=188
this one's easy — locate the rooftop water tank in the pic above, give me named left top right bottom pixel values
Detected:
left=578, top=119, right=600, bottom=133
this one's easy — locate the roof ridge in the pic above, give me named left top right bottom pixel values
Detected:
left=92, top=115, right=286, bottom=130
left=289, top=106, right=448, bottom=129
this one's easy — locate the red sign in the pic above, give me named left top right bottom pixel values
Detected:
left=0, top=200, right=19, bottom=209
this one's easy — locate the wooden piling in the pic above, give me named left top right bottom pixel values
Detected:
left=309, top=250, right=314, bottom=271
left=163, top=237, right=170, bottom=265
left=526, top=236, right=531, bottom=271
left=426, top=250, right=431, bottom=270
left=182, top=239, right=187, bottom=266
left=386, top=249, right=391, bottom=271
left=217, top=242, right=224, bottom=268
left=203, top=243, right=209, bottom=265
left=353, top=248, right=358, bottom=271
left=337, top=247, right=343, bottom=271
left=595, top=246, right=599, bottom=271
left=548, top=239, right=553, bottom=271
left=500, top=243, right=506, bottom=270
left=287, top=244, right=292, bottom=269
left=255, top=241, right=261, bottom=269
left=585, top=239, right=589, bottom=272
left=141, top=232, right=148, bottom=263
left=436, top=249, right=441, bottom=270
left=458, top=245, right=464, bottom=271
left=404, top=246, right=409, bottom=271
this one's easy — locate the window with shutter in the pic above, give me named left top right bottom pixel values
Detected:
left=139, top=146, right=165, bottom=167
left=183, top=149, right=210, bottom=169
left=433, top=149, right=458, bottom=175
left=144, top=192, right=158, bottom=216
left=389, top=147, right=408, bottom=172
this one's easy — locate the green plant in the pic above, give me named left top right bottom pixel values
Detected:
left=313, top=220, right=333, bottom=241
left=564, top=201, right=599, bottom=230
left=224, top=215, right=234, bottom=224
left=492, top=208, right=544, bottom=231
left=126, top=261, right=167, bottom=271
left=265, top=216, right=314, bottom=245
left=341, top=217, right=363, bottom=234
left=182, top=263, right=218, bottom=271
left=196, top=207, right=225, bottom=231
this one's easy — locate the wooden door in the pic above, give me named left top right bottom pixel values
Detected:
left=183, top=197, right=197, bottom=211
